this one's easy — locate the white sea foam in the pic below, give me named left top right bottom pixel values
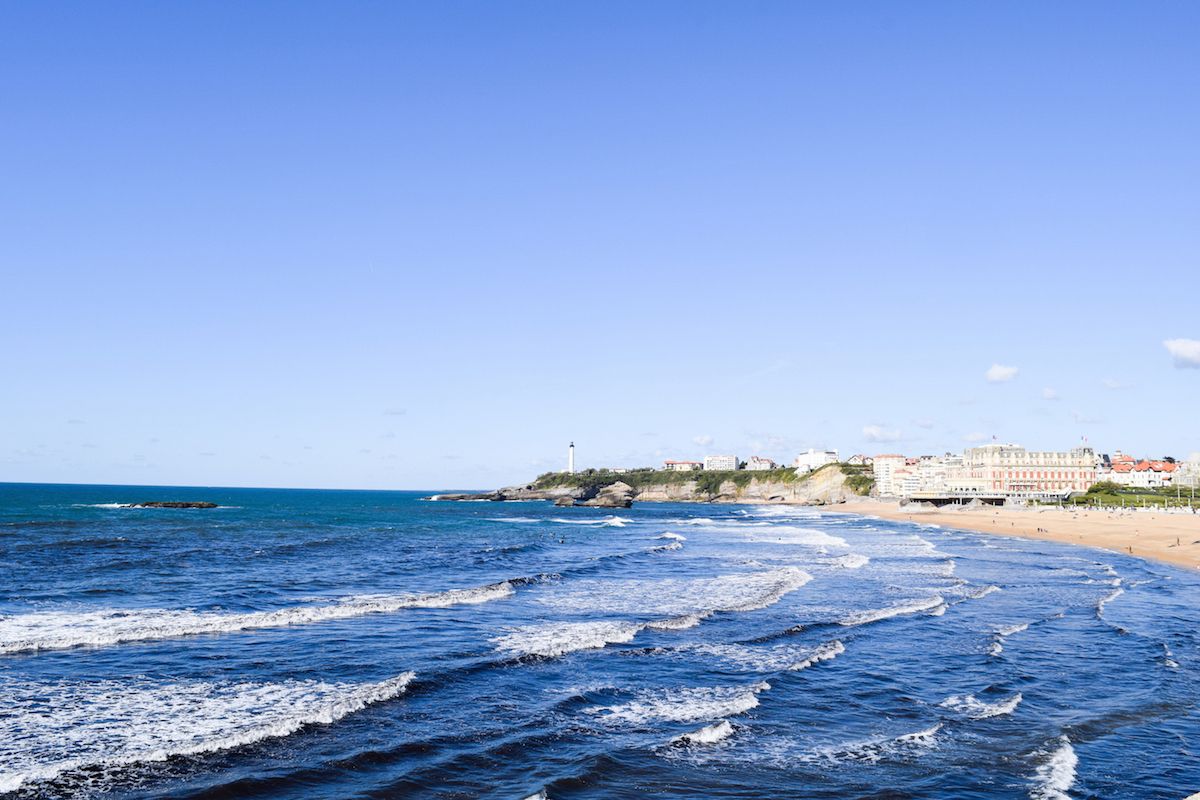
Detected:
left=965, top=584, right=1001, bottom=600
left=815, top=723, right=943, bottom=763
left=486, top=517, right=540, bottom=524
left=1030, top=736, right=1078, bottom=799
left=658, top=532, right=687, bottom=541
left=990, top=620, right=1033, bottom=656
left=587, top=681, right=770, bottom=726
left=688, top=640, right=845, bottom=672
left=535, top=568, right=812, bottom=618
left=1097, top=585, right=1124, bottom=617
left=940, top=692, right=1022, bottom=719
left=791, top=640, right=846, bottom=670
left=509, top=568, right=812, bottom=656
left=751, top=505, right=821, bottom=519
left=651, top=539, right=684, bottom=552
left=645, top=611, right=712, bottom=631
left=671, top=719, right=735, bottom=746
left=0, top=672, right=414, bottom=794
left=828, top=553, right=870, bottom=570
left=550, top=516, right=630, bottom=527
left=839, top=595, right=945, bottom=627
left=492, top=621, right=644, bottom=658
left=0, top=581, right=515, bottom=655
left=740, top=525, right=850, bottom=548
left=1163, top=643, right=1180, bottom=669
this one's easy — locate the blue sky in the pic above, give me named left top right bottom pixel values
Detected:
left=2, top=2, right=1197, bottom=489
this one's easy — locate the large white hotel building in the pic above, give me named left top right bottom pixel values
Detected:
left=874, top=444, right=1099, bottom=498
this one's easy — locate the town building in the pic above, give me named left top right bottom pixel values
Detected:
left=663, top=460, right=703, bottom=472
left=845, top=454, right=873, bottom=467
left=1107, top=458, right=1178, bottom=488
left=958, top=444, right=1098, bottom=495
left=794, top=449, right=839, bottom=473
left=872, top=454, right=907, bottom=496
left=746, top=456, right=777, bottom=471
left=704, top=455, right=739, bottom=471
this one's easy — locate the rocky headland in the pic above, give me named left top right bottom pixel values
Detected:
left=433, top=463, right=870, bottom=507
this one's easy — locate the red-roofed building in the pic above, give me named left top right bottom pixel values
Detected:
left=1106, top=456, right=1178, bottom=488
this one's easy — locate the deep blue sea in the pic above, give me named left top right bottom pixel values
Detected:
left=1, top=483, right=1199, bottom=799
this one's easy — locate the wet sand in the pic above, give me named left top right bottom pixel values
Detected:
left=828, top=501, right=1200, bottom=570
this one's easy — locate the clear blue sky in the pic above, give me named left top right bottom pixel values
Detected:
left=2, top=2, right=1197, bottom=489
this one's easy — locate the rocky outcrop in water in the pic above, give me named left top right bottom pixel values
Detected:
left=129, top=501, right=219, bottom=509
left=579, top=481, right=634, bottom=508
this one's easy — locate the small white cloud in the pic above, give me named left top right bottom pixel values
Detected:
left=1071, top=410, right=1104, bottom=425
left=913, top=418, right=934, bottom=430
left=862, top=425, right=902, bottom=443
left=964, top=432, right=990, bottom=443
left=1042, top=387, right=1060, bottom=401
left=383, top=408, right=408, bottom=416
left=986, top=364, right=1019, bottom=383
left=1102, top=378, right=1127, bottom=390
left=1164, top=339, right=1200, bottom=368
left=692, top=434, right=714, bottom=447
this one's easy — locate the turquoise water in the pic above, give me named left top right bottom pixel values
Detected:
left=1, top=483, right=1198, bottom=798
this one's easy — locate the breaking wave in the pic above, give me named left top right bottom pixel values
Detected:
left=940, top=692, right=1022, bottom=719
left=671, top=719, right=735, bottom=746
left=686, top=640, right=845, bottom=672
left=534, top=568, right=812, bottom=618
left=550, top=516, right=630, bottom=527
left=0, top=581, right=517, bottom=655
left=492, top=621, right=644, bottom=658
left=839, top=596, right=945, bottom=627
left=494, top=568, right=813, bottom=658
left=1029, top=736, right=1078, bottom=800
left=0, top=672, right=414, bottom=795
left=813, top=723, right=943, bottom=764
left=828, top=553, right=870, bottom=570
left=586, top=681, right=770, bottom=726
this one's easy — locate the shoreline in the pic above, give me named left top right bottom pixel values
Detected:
left=824, top=500, right=1200, bottom=571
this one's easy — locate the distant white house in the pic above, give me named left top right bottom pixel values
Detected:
left=746, top=456, right=777, bottom=471
left=846, top=454, right=873, bottom=467
left=793, top=449, right=839, bottom=473
left=663, top=460, right=703, bottom=472
left=704, top=455, right=739, bottom=471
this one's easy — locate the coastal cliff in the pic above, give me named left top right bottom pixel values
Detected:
left=435, top=464, right=872, bottom=506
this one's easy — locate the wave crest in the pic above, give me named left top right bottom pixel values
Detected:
left=0, top=672, right=414, bottom=794
left=0, top=581, right=516, bottom=655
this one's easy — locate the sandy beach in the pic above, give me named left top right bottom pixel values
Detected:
left=829, top=500, right=1200, bottom=571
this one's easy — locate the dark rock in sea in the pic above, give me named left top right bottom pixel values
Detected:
left=130, top=501, right=219, bottom=509
left=553, top=496, right=576, bottom=507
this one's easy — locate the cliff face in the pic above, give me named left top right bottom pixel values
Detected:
left=632, top=465, right=855, bottom=505
left=436, top=465, right=858, bottom=506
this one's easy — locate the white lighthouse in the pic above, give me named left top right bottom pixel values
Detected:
left=568, top=442, right=575, bottom=474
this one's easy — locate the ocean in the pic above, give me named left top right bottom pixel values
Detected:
left=1, top=483, right=1198, bottom=799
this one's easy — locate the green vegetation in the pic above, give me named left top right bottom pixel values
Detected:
left=839, top=462, right=875, bottom=496
left=532, top=463, right=858, bottom=498
left=1030, top=482, right=1200, bottom=510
